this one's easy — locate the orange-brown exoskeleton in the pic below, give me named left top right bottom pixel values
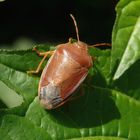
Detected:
left=27, top=14, right=110, bottom=109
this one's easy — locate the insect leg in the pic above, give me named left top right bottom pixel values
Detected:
left=89, top=43, right=111, bottom=61
left=27, top=50, right=54, bottom=74
left=90, top=43, right=111, bottom=48
left=32, top=48, right=48, bottom=56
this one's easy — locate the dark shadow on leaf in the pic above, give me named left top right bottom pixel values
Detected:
left=87, top=68, right=107, bottom=88
left=0, top=100, right=7, bottom=109
left=113, top=59, right=140, bottom=100
left=46, top=86, right=121, bottom=128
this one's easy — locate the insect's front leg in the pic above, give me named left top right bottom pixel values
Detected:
left=27, top=48, right=54, bottom=74
left=89, top=43, right=111, bottom=48
left=32, top=47, right=47, bottom=56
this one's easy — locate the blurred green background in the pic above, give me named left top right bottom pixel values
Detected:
left=0, top=0, right=117, bottom=48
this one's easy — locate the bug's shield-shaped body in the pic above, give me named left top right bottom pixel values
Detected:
left=38, top=41, right=92, bottom=109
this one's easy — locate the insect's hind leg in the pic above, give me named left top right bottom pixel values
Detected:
left=27, top=48, right=54, bottom=74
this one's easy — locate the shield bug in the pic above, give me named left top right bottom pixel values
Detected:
left=28, top=14, right=110, bottom=109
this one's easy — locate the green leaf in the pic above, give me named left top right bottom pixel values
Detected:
left=1, top=40, right=140, bottom=139
left=88, top=47, right=111, bottom=87
left=0, top=115, right=51, bottom=140
left=0, top=49, right=41, bottom=101
left=113, top=59, right=140, bottom=101
left=69, top=137, right=127, bottom=140
left=1, top=0, right=140, bottom=139
left=0, top=128, right=11, bottom=140
left=0, top=81, right=23, bottom=108
left=111, top=0, right=140, bottom=80
left=0, top=100, right=7, bottom=109
left=25, top=87, right=140, bottom=140
left=0, top=49, right=39, bottom=116
left=110, top=0, right=140, bottom=101
left=0, top=63, right=38, bottom=103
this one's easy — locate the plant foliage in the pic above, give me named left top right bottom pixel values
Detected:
left=1, top=0, right=140, bottom=139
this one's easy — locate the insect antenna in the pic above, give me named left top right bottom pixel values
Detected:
left=70, top=14, right=80, bottom=42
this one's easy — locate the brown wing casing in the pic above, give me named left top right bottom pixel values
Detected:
left=38, top=41, right=92, bottom=108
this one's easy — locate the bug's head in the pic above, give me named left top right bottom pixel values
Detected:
left=39, top=83, right=62, bottom=110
